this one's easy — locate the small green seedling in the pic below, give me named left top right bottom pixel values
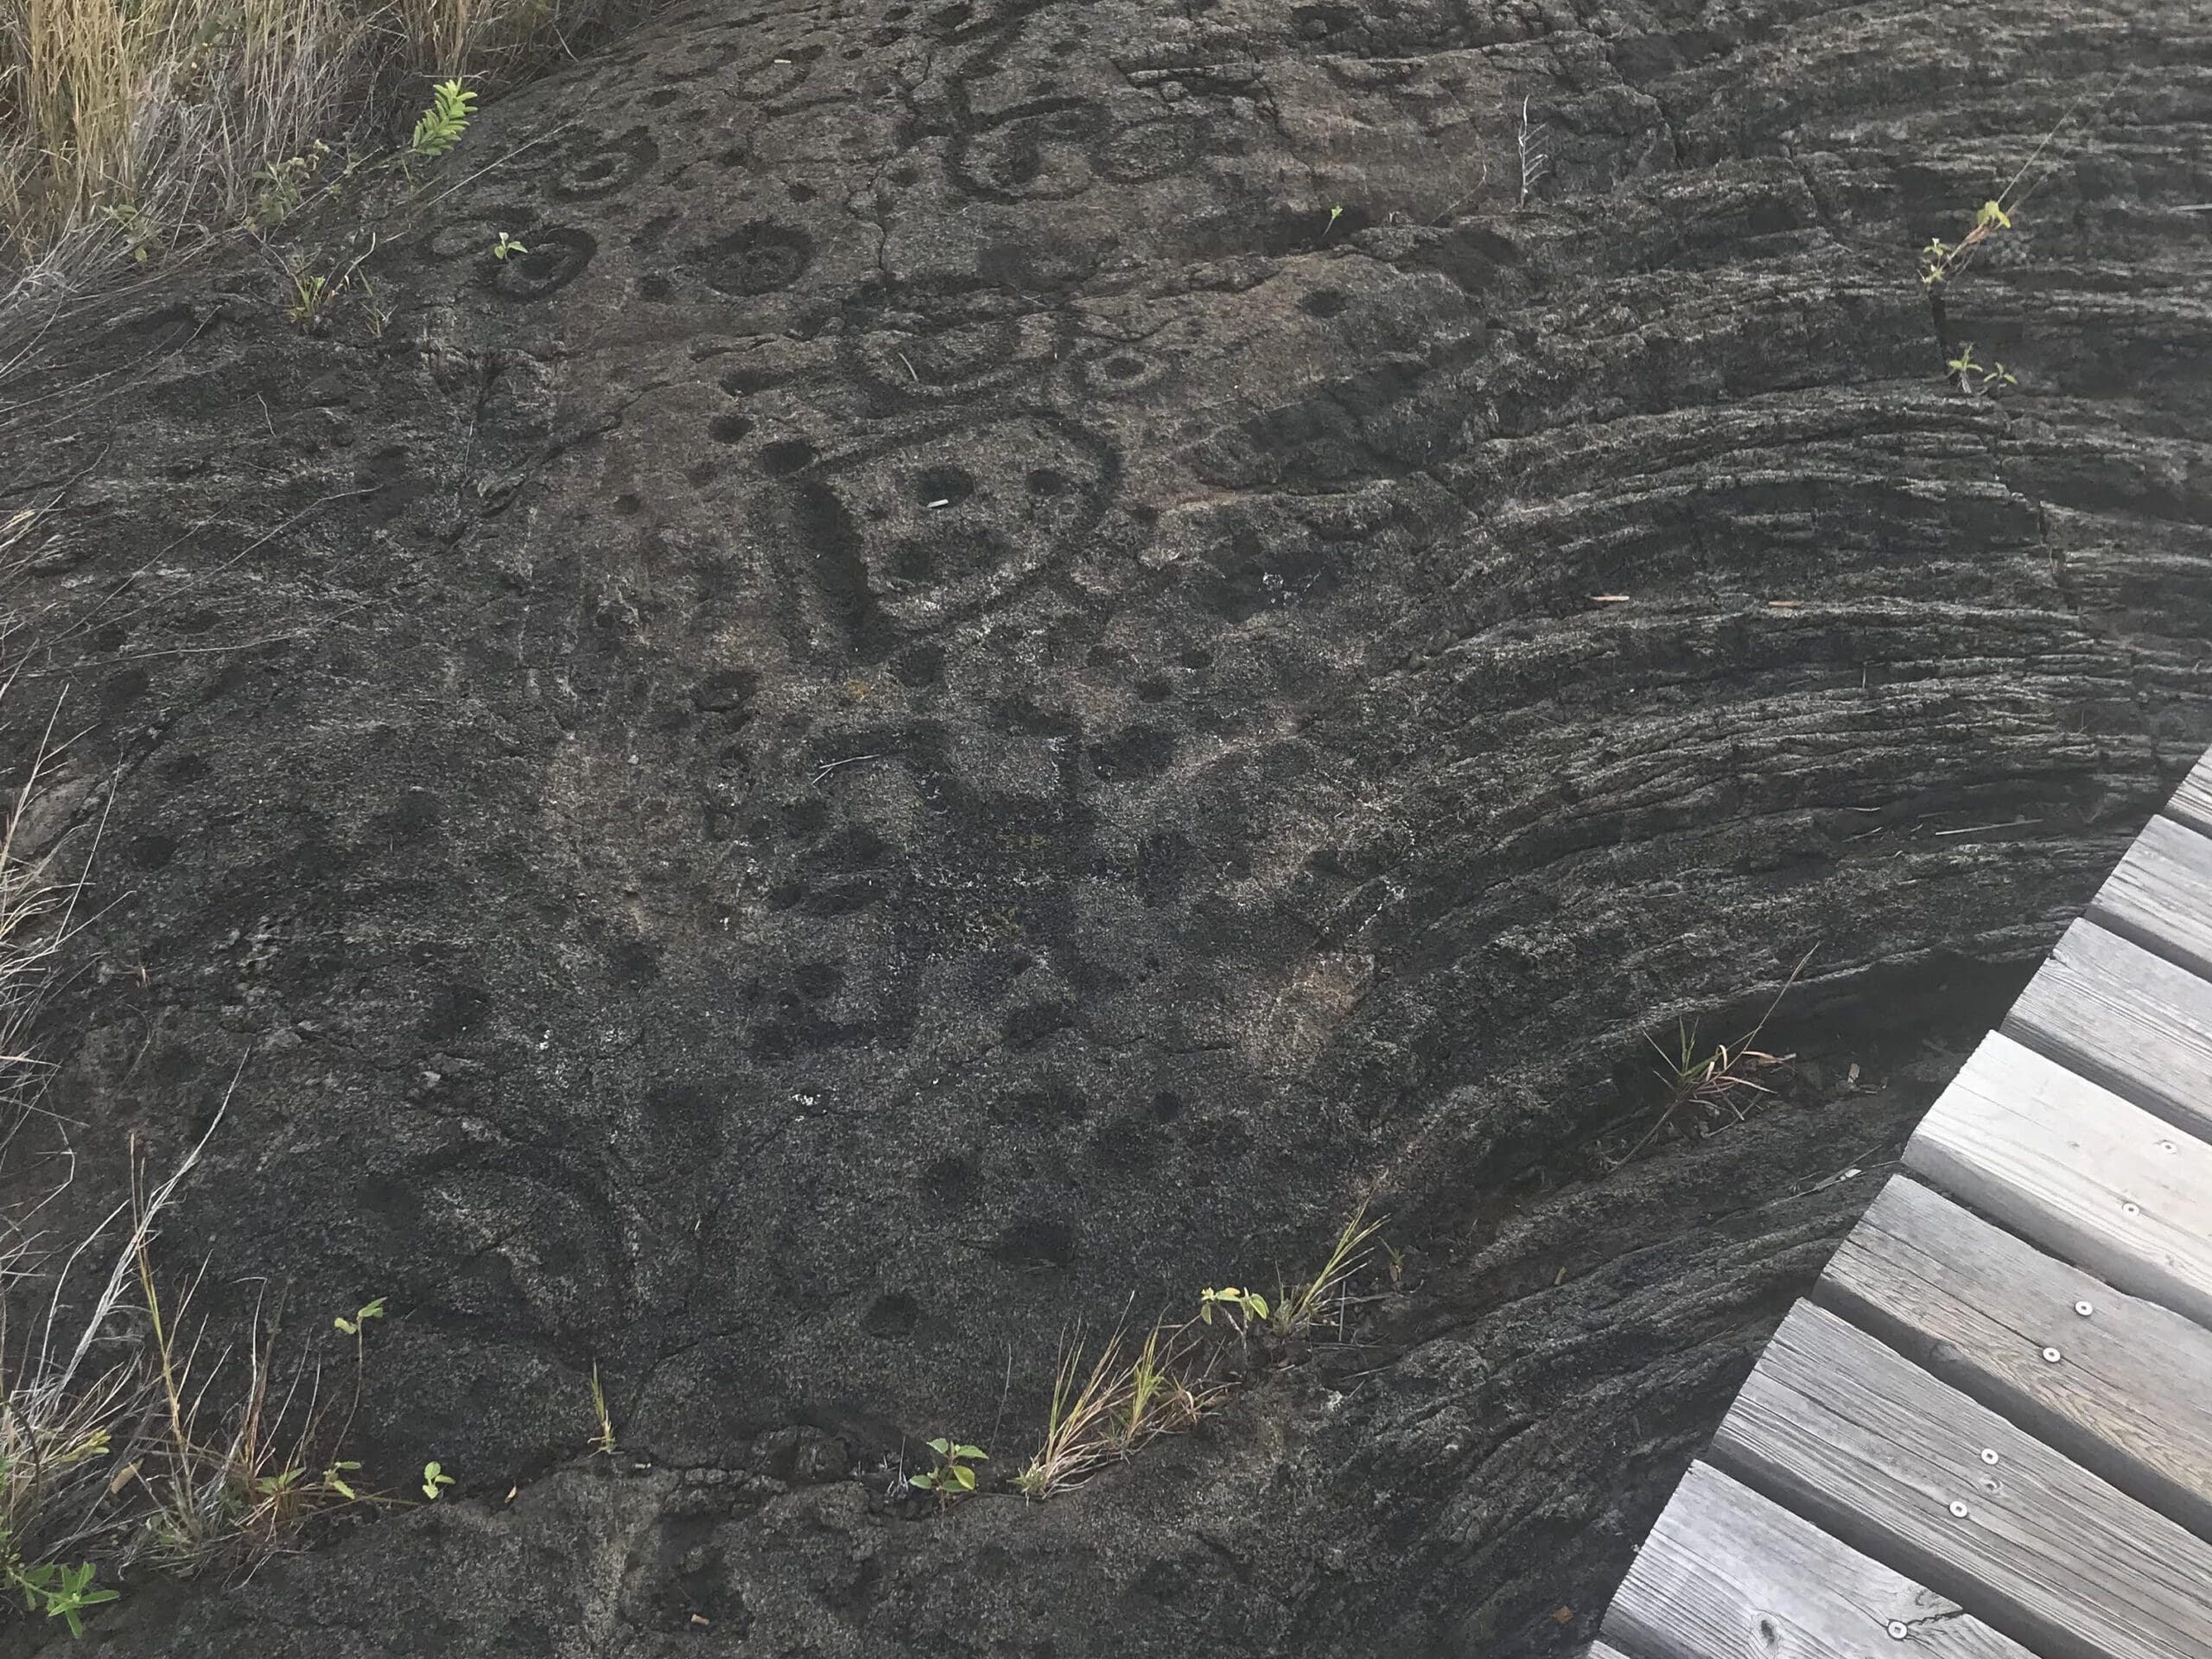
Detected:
left=359, top=278, right=396, bottom=338
left=321, top=1460, right=365, bottom=1501
left=491, top=232, right=528, bottom=261
left=254, top=1465, right=305, bottom=1499
left=1324, top=204, right=1344, bottom=238
left=410, top=79, right=476, bottom=159
left=420, top=1460, right=454, bottom=1500
left=9, top=1560, right=118, bottom=1637
left=100, top=200, right=158, bottom=264
left=1946, top=341, right=2017, bottom=396
left=1197, top=1286, right=1269, bottom=1332
left=334, top=1296, right=385, bottom=1337
left=283, top=266, right=329, bottom=326
left=1921, top=199, right=2013, bottom=288
left=908, top=1437, right=986, bottom=1501
left=251, top=139, right=331, bottom=229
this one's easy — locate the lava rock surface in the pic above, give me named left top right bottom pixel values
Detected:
left=3, top=0, right=2210, bottom=1652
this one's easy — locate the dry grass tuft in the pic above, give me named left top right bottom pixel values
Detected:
left=1011, top=1325, right=1141, bottom=1500
left=1607, top=948, right=1815, bottom=1168
left=0, top=675, right=97, bottom=1139
left=1009, top=1316, right=1223, bottom=1501
left=1270, top=1199, right=1382, bottom=1341
left=1001, top=1202, right=1391, bottom=1503
left=1, top=683, right=378, bottom=1630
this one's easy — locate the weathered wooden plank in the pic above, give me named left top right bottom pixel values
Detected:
left=2164, top=750, right=2212, bottom=841
left=2002, top=918, right=2212, bottom=1141
left=1709, top=1300, right=2212, bottom=1659
left=1816, top=1174, right=2212, bottom=1539
left=1601, top=1460, right=2037, bottom=1659
left=1904, top=1031, right=2212, bottom=1329
left=2088, top=812, right=2212, bottom=984
left=1585, top=1643, right=1637, bottom=1659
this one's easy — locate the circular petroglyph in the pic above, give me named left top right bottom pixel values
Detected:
left=1070, top=340, right=1183, bottom=399
left=949, top=101, right=1108, bottom=201
left=976, top=233, right=1098, bottom=295
left=1093, top=118, right=1202, bottom=183
left=488, top=228, right=598, bottom=301
left=423, top=216, right=513, bottom=260
left=729, top=48, right=818, bottom=101
left=695, top=221, right=816, bottom=296
left=794, top=411, right=1117, bottom=632
left=550, top=129, right=660, bottom=200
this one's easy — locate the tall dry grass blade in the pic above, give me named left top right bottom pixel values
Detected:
left=1273, top=1199, right=1384, bottom=1339
left=1012, top=1325, right=1134, bottom=1499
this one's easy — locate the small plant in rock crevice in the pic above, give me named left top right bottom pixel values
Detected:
left=957, top=1200, right=1389, bottom=1510
left=276, top=237, right=379, bottom=331
left=1117, top=1320, right=1205, bottom=1450
left=1603, top=949, right=1815, bottom=1169
left=1920, top=198, right=2013, bottom=290
left=908, top=1438, right=986, bottom=1503
left=1012, top=1330, right=1133, bottom=1499
left=98, top=200, right=160, bottom=266
left=1197, top=1286, right=1269, bottom=1333
left=1946, top=341, right=2017, bottom=397
left=1268, top=1201, right=1385, bottom=1342
left=250, top=141, right=334, bottom=232
left=588, top=1363, right=615, bottom=1456
left=3, top=1554, right=118, bottom=1636
left=1913, top=79, right=2135, bottom=389
left=283, top=260, right=334, bottom=327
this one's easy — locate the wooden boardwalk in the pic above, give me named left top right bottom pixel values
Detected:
left=1595, top=755, right=2212, bottom=1659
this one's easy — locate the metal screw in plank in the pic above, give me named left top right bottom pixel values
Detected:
left=1980, top=1448, right=1999, bottom=1465
left=1888, top=1621, right=1910, bottom=1640
left=1948, top=1501, right=1969, bottom=1518
left=2075, top=1300, right=2094, bottom=1317
left=2123, top=1202, right=2141, bottom=1217
left=2043, top=1347, right=2063, bottom=1363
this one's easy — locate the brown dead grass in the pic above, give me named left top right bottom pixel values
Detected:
left=1, top=680, right=378, bottom=1623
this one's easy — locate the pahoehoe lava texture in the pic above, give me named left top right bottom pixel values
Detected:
left=3, top=0, right=2210, bottom=1652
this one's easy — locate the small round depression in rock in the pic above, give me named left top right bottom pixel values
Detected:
left=489, top=228, right=597, bottom=302
left=696, top=220, right=816, bottom=296
left=759, top=438, right=818, bottom=476
left=551, top=130, right=659, bottom=200
left=912, top=464, right=976, bottom=507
